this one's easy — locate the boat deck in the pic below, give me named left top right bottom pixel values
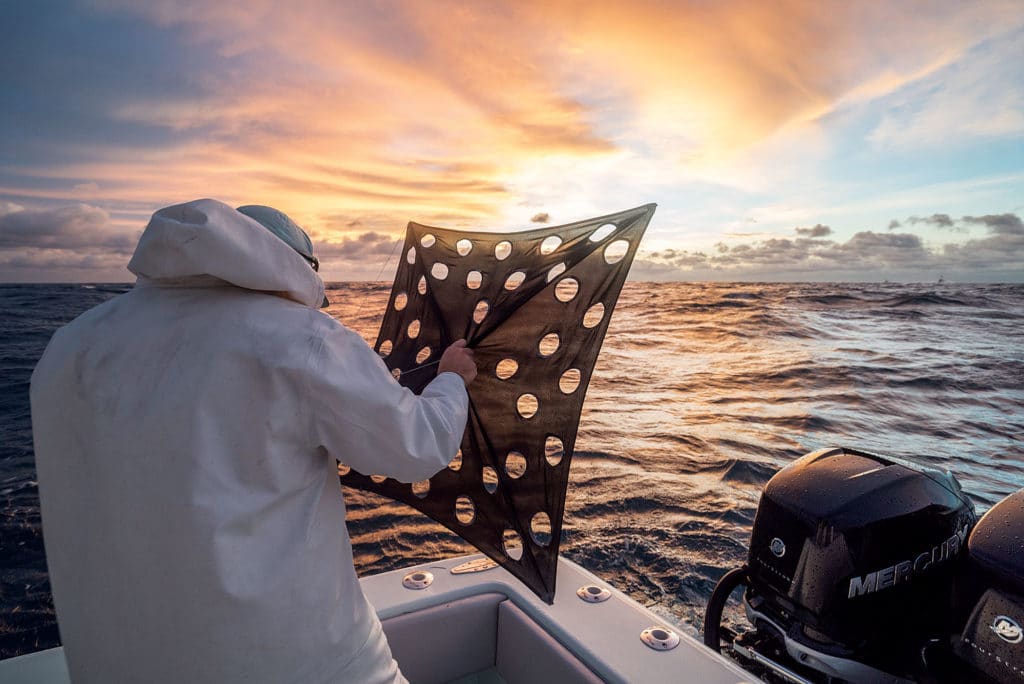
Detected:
left=1, top=554, right=755, bottom=683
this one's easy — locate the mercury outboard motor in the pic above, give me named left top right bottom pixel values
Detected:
left=704, top=447, right=977, bottom=683
left=943, top=488, right=1024, bottom=683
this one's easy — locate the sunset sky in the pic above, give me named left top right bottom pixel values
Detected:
left=1, top=0, right=1022, bottom=282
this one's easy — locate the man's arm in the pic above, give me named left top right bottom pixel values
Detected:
left=306, top=325, right=475, bottom=483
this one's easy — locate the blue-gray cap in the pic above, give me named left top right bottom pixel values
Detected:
left=237, top=205, right=316, bottom=263
left=237, top=204, right=328, bottom=307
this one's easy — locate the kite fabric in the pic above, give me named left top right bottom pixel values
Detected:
left=340, top=203, right=657, bottom=603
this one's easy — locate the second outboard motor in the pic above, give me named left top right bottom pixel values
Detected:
left=704, top=447, right=977, bottom=683
left=943, top=489, right=1024, bottom=683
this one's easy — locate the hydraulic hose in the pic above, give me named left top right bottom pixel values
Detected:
left=703, top=565, right=748, bottom=652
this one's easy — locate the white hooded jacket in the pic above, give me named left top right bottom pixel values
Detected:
left=30, top=199, right=468, bottom=683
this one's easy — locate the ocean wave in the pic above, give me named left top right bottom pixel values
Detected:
left=787, top=293, right=872, bottom=306
left=883, top=292, right=971, bottom=307
left=707, top=459, right=777, bottom=485
left=720, top=291, right=763, bottom=300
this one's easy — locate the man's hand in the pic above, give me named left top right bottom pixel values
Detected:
left=439, top=339, right=477, bottom=386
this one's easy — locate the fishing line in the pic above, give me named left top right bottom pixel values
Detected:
left=350, top=233, right=480, bottom=380
left=351, top=236, right=403, bottom=321
left=399, top=359, right=441, bottom=377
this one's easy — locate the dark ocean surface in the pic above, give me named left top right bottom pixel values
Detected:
left=2, top=281, right=1023, bottom=659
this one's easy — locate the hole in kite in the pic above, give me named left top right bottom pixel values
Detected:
left=540, top=236, right=562, bottom=255
left=517, top=394, right=538, bottom=419
left=504, top=271, right=526, bottom=290
left=412, top=480, right=430, bottom=498
left=547, top=262, right=566, bottom=283
left=416, top=346, right=431, bottom=364
left=483, top=466, right=498, bottom=494
left=407, top=320, right=421, bottom=338
left=604, top=240, right=629, bottom=264
left=559, top=368, right=581, bottom=394
left=455, top=496, right=475, bottom=525
left=430, top=262, right=449, bottom=280
left=531, top=512, right=552, bottom=546
left=420, top=234, right=436, bottom=248
left=505, top=451, right=527, bottom=479
left=466, top=270, right=482, bottom=290
left=538, top=333, right=560, bottom=357
left=473, top=300, right=489, bottom=324
left=417, top=276, right=427, bottom=295
left=448, top=449, right=463, bottom=471
left=406, top=247, right=416, bottom=264
left=338, top=463, right=351, bottom=477
left=589, top=223, right=616, bottom=242
left=393, top=293, right=407, bottom=311
left=370, top=474, right=387, bottom=483
left=503, top=529, right=524, bottom=560
left=391, top=368, right=401, bottom=380
left=496, top=359, right=518, bottom=380
left=377, top=340, right=393, bottom=358
left=545, top=436, right=564, bottom=466
left=583, top=302, right=605, bottom=328
left=456, top=239, right=473, bottom=256
left=495, top=241, right=512, bottom=260
left=555, top=278, right=579, bottom=302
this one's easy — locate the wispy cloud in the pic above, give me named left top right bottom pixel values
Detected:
left=962, top=213, right=1024, bottom=235
left=865, top=25, right=1024, bottom=149
left=318, top=232, right=399, bottom=260
left=795, top=224, right=832, bottom=238
left=908, top=214, right=954, bottom=228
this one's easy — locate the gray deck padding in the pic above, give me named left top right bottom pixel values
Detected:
left=496, top=601, right=605, bottom=684
left=381, top=592, right=504, bottom=684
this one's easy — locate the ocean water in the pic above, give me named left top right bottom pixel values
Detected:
left=1, top=281, right=1022, bottom=659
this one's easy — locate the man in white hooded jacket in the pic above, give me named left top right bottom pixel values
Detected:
left=30, top=198, right=476, bottom=683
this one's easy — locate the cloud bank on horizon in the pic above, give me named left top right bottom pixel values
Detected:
left=1, top=0, right=1022, bottom=282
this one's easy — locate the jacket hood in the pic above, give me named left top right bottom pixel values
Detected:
left=128, top=199, right=325, bottom=308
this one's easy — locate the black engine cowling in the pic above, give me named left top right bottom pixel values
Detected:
left=743, top=447, right=977, bottom=678
left=949, top=489, right=1024, bottom=683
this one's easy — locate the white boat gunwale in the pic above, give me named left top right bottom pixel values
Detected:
left=0, top=554, right=756, bottom=683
